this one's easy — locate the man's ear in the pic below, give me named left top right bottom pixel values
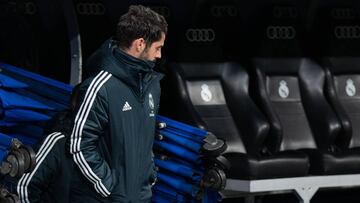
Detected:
left=134, top=38, right=146, bottom=53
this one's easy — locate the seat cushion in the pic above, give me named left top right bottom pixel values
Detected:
left=223, top=150, right=309, bottom=180
left=301, top=148, right=360, bottom=175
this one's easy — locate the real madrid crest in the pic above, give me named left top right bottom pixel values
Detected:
left=346, top=79, right=356, bottom=97
left=278, top=80, right=289, bottom=99
left=200, top=84, right=212, bottom=102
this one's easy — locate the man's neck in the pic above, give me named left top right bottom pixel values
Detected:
left=120, top=47, right=140, bottom=59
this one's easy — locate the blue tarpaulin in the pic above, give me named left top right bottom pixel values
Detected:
left=154, top=116, right=221, bottom=203
left=154, top=140, right=201, bottom=164
left=156, top=129, right=203, bottom=152
left=156, top=115, right=208, bottom=138
left=153, top=183, right=187, bottom=202
left=0, top=74, right=28, bottom=89
left=0, top=63, right=70, bottom=154
left=1, top=108, right=51, bottom=122
left=0, top=89, right=54, bottom=110
left=0, top=132, right=14, bottom=147
left=159, top=127, right=204, bottom=144
left=0, top=63, right=72, bottom=106
left=157, top=172, right=199, bottom=197
left=155, top=158, right=202, bottom=183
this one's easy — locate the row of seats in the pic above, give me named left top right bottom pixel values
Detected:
left=159, top=57, right=360, bottom=180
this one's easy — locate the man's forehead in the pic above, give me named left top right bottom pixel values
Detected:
left=154, top=38, right=165, bottom=46
left=148, top=33, right=166, bottom=47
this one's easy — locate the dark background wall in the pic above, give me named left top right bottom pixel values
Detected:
left=0, top=0, right=360, bottom=83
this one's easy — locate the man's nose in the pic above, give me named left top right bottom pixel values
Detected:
left=156, top=51, right=162, bottom=59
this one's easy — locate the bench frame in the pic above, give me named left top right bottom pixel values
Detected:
left=222, top=174, right=360, bottom=203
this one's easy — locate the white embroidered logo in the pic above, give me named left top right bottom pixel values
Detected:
left=149, top=93, right=154, bottom=109
left=200, top=84, right=212, bottom=102
left=278, top=80, right=289, bottom=99
left=122, top=101, right=132, bottom=111
left=346, top=79, right=356, bottom=97
left=149, top=93, right=155, bottom=117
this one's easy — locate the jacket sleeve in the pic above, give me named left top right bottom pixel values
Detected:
left=69, top=73, right=115, bottom=197
left=17, top=132, right=65, bottom=203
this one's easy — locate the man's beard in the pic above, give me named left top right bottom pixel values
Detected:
left=139, top=49, right=156, bottom=62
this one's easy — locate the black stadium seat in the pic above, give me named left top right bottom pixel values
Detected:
left=322, top=57, right=360, bottom=166
left=161, top=62, right=309, bottom=179
left=252, top=57, right=360, bottom=175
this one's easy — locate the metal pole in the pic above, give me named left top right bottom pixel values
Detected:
left=63, top=0, right=82, bottom=85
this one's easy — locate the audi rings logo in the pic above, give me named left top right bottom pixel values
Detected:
left=25, top=2, right=37, bottom=15
left=186, top=29, right=216, bottom=42
left=331, top=8, right=355, bottom=20
left=76, top=2, right=105, bottom=15
left=211, top=5, right=238, bottom=17
left=0, top=2, right=37, bottom=15
left=273, top=6, right=298, bottom=19
left=149, top=6, right=170, bottom=18
left=266, top=26, right=296, bottom=40
left=334, top=26, right=360, bottom=39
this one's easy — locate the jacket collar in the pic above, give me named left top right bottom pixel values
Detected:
left=100, top=39, right=162, bottom=98
left=108, top=39, right=155, bottom=75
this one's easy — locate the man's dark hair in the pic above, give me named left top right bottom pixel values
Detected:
left=115, top=5, right=168, bottom=49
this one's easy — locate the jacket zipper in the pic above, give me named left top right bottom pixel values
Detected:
left=139, top=73, right=143, bottom=101
left=142, top=72, right=160, bottom=96
left=137, top=71, right=162, bottom=103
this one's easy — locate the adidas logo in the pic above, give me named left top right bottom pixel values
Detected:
left=122, top=101, right=132, bottom=111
